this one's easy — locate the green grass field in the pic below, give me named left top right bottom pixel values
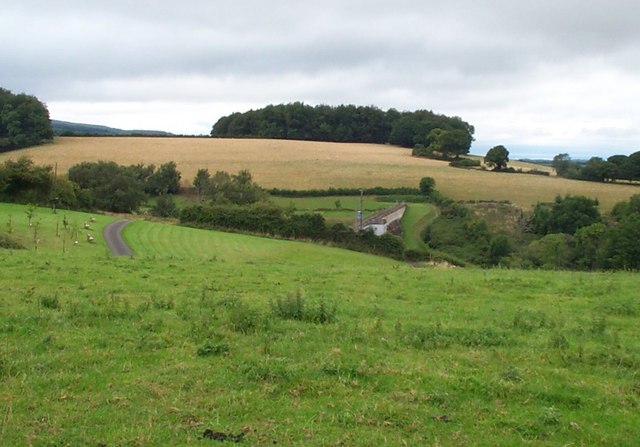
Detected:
left=1, top=203, right=639, bottom=446
left=270, top=195, right=389, bottom=224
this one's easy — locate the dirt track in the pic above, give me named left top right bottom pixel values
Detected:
left=103, top=220, right=133, bottom=256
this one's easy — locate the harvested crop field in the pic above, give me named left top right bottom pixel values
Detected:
left=2, top=136, right=638, bottom=211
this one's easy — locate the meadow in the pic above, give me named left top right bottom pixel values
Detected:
left=1, top=203, right=638, bottom=446
left=2, top=137, right=639, bottom=211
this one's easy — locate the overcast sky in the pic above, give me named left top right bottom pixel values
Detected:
left=3, top=0, right=640, bottom=158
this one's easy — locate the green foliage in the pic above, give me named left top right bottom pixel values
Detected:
left=553, top=151, right=640, bottom=183
left=426, top=128, right=473, bottom=158
left=0, top=156, right=53, bottom=204
left=0, top=232, right=24, bottom=249
left=484, top=145, right=510, bottom=170
left=270, top=289, right=337, bottom=324
left=418, top=176, right=436, bottom=195
left=145, top=161, right=181, bottom=196
left=0, top=87, right=53, bottom=151
left=68, top=161, right=148, bottom=212
left=424, top=201, right=493, bottom=266
left=151, top=194, right=178, bottom=218
left=526, top=233, right=575, bottom=269
left=488, top=235, right=512, bottom=266
left=193, top=168, right=210, bottom=202
left=449, top=157, right=481, bottom=168
left=211, top=102, right=474, bottom=151
left=180, top=204, right=406, bottom=259
left=531, top=195, right=601, bottom=235
left=552, top=153, right=574, bottom=177
left=227, top=299, right=262, bottom=334
left=205, top=169, right=266, bottom=205
left=196, top=341, right=230, bottom=357
left=268, top=186, right=421, bottom=197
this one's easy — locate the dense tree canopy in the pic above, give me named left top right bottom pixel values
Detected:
left=552, top=151, right=640, bottom=183
left=211, top=102, right=474, bottom=153
left=0, top=156, right=53, bottom=204
left=531, top=195, right=601, bottom=235
left=484, top=145, right=510, bottom=170
left=0, top=87, right=53, bottom=152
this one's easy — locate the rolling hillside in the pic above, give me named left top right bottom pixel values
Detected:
left=1, top=202, right=638, bottom=445
left=51, top=120, right=174, bottom=136
left=1, top=136, right=638, bottom=211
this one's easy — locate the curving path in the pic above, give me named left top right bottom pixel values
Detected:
left=103, top=220, right=133, bottom=256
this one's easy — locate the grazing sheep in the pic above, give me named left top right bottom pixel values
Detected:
left=83, top=222, right=90, bottom=229
left=87, top=234, right=94, bottom=243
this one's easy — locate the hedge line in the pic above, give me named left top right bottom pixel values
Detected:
left=179, top=204, right=406, bottom=259
left=268, top=186, right=422, bottom=198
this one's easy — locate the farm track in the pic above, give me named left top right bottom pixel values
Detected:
left=103, top=220, right=133, bottom=256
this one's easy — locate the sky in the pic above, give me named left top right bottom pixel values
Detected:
left=3, top=0, right=640, bottom=159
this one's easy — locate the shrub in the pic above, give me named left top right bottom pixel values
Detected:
left=449, top=158, right=481, bottom=168
left=151, top=194, right=178, bottom=218
left=0, top=233, right=24, bottom=250
left=197, top=341, right=230, bottom=357
left=40, top=295, right=60, bottom=310
left=227, top=300, right=262, bottom=334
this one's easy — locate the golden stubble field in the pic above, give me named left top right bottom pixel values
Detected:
left=2, top=136, right=638, bottom=211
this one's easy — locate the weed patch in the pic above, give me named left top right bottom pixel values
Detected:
left=401, top=324, right=510, bottom=350
left=270, top=289, right=337, bottom=324
left=197, top=341, right=230, bottom=357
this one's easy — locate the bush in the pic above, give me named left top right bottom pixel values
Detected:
left=419, top=176, right=436, bottom=195
left=449, top=158, right=481, bottom=168
left=0, top=233, right=25, bottom=250
left=268, top=186, right=421, bottom=197
left=151, top=194, right=178, bottom=218
left=227, top=300, right=262, bottom=334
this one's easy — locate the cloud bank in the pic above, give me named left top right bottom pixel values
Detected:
left=3, top=0, right=640, bottom=157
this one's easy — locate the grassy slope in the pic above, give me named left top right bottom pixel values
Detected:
left=1, top=203, right=638, bottom=446
left=2, top=137, right=639, bottom=211
left=401, top=203, right=438, bottom=251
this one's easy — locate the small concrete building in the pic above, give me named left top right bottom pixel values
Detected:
left=359, top=203, right=407, bottom=236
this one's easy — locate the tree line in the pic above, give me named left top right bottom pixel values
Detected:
left=552, top=152, right=640, bottom=182
left=425, top=192, right=640, bottom=270
left=0, top=88, right=53, bottom=152
left=211, top=102, right=475, bottom=158
left=0, top=157, right=181, bottom=214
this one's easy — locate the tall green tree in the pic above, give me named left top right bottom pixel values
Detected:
left=531, top=195, right=601, bottom=235
left=0, top=88, right=53, bottom=151
left=193, top=168, right=210, bottom=203
left=427, top=128, right=473, bottom=158
left=146, top=161, right=181, bottom=196
left=484, top=145, right=509, bottom=170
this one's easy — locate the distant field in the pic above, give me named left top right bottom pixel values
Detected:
left=270, top=195, right=389, bottom=225
left=2, top=137, right=639, bottom=211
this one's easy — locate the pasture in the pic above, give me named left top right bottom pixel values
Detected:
left=2, top=137, right=639, bottom=211
left=1, top=203, right=638, bottom=446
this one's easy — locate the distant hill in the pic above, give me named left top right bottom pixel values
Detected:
left=52, top=120, right=174, bottom=137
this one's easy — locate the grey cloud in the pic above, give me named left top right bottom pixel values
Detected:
left=3, top=0, right=640, bottom=155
